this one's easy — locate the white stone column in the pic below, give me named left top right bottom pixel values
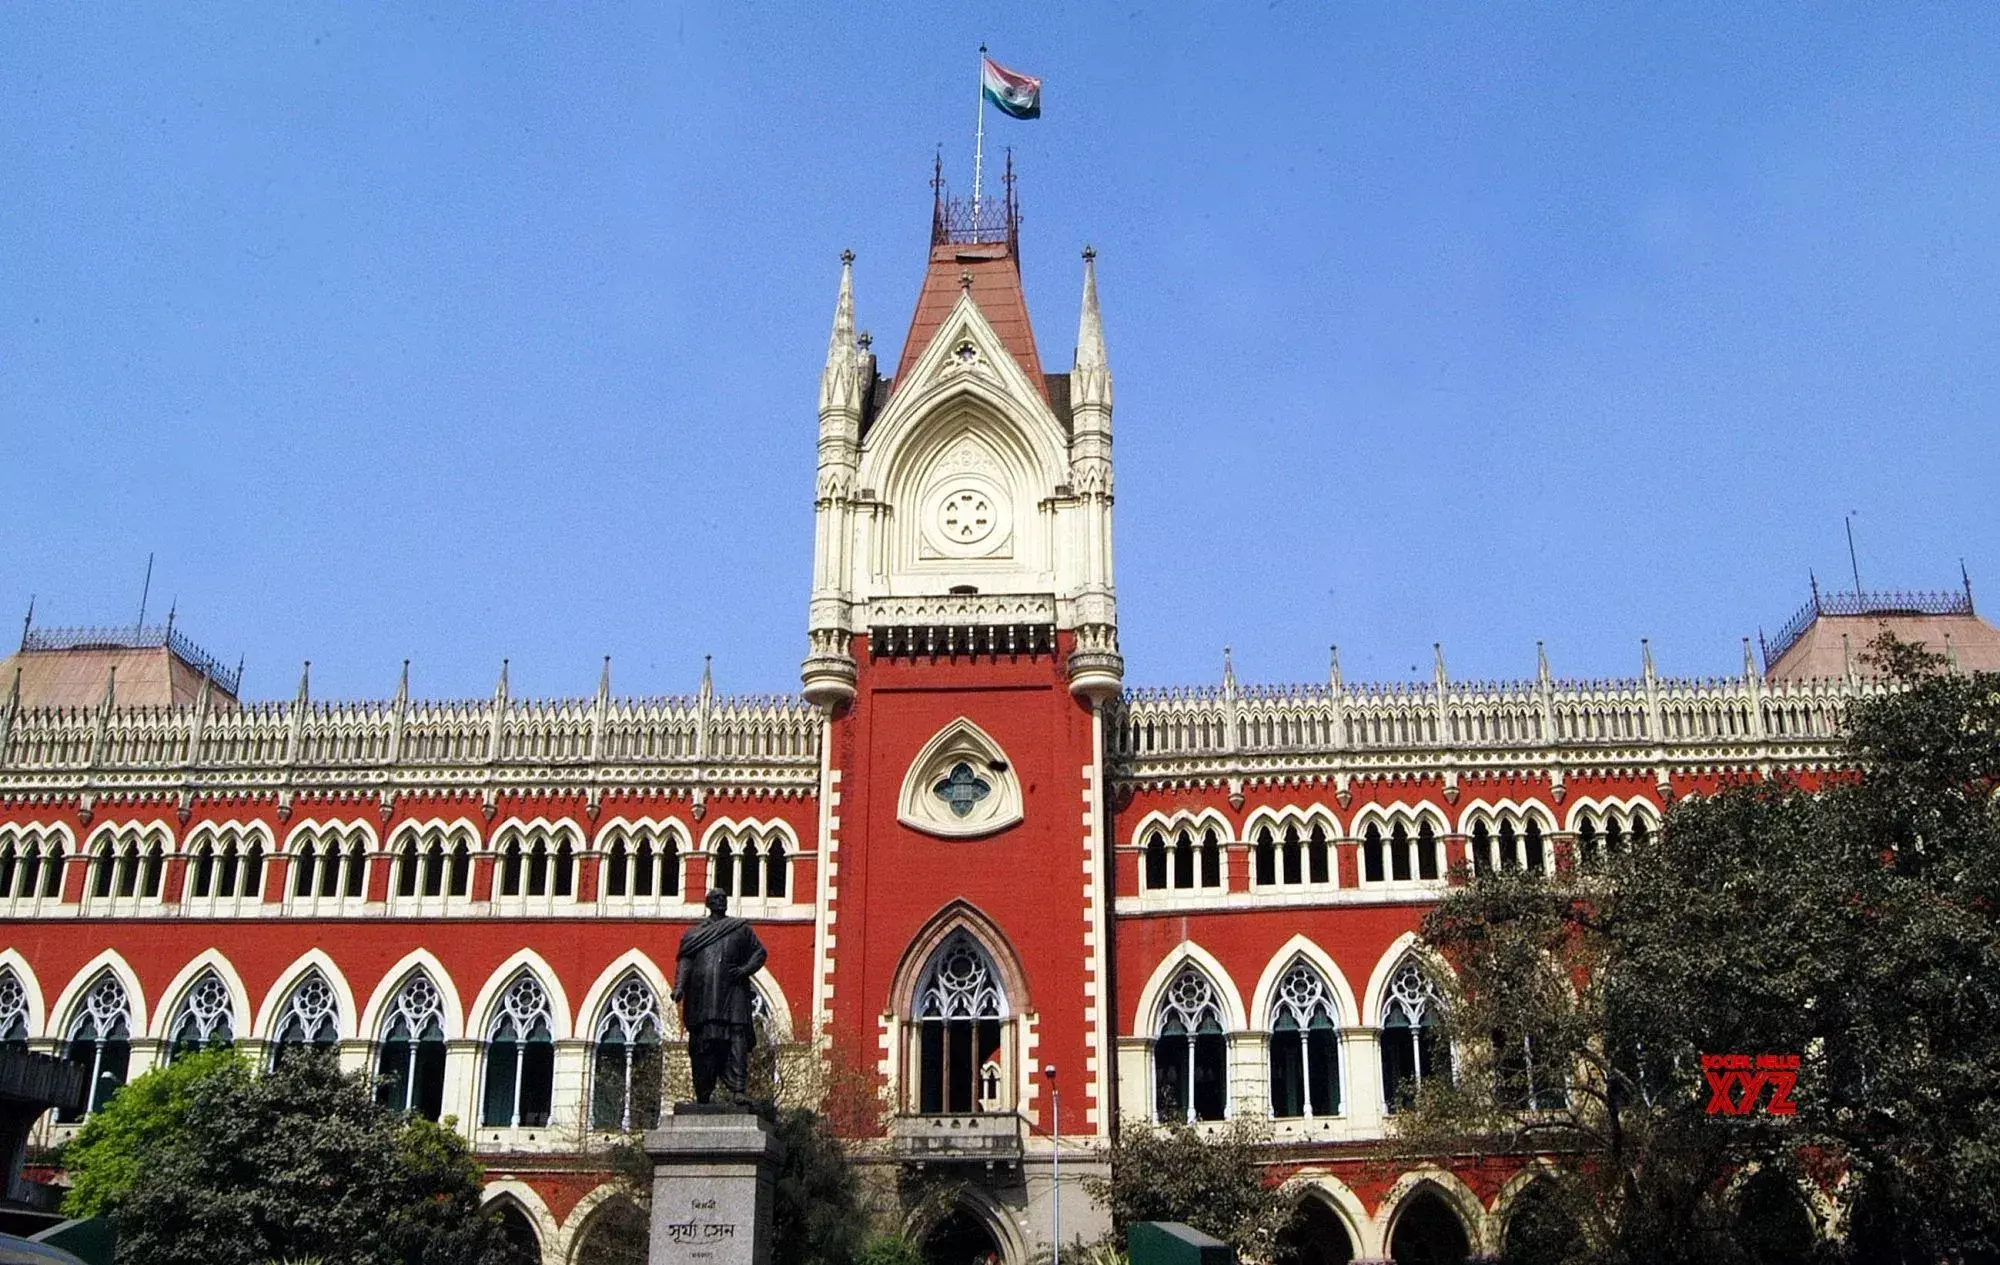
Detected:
left=1341, top=1028, right=1385, bottom=1138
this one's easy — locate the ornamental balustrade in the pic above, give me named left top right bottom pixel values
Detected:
left=1110, top=671, right=1886, bottom=763
left=0, top=689, right=821, bottom=783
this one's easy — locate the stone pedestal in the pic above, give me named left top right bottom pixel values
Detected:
left=644, top=1107, right=786, bottom=1265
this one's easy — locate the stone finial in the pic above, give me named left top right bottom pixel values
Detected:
left=598, top=655, right=612, bottom=702
left=1221, top=646, right=1236, bottom=694
left=1641, top=638, right=1655, bottom=680
left=1433, top=643, right=1447, bottom=687
left=1742, top=637, right=1757, bottom=680
left=1328, top=645, right=1343, bottom=691
left=295, top=660, right=311, bottom=705
left=18, top=594, right=32, bottom=651
left=395, top=659, right=410, bottom=704
left=699, top=654, right=714, bottom=703
left=1537, top=640, right=1550, bottom=684
left=495, top=659, right=510, bottom=702
left=959, top=269, right=974, bottom=293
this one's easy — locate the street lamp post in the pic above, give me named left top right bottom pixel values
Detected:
left=1044, top=1064, right=1060, bottom=1265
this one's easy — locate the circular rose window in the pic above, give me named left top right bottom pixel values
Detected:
left=937, top=489, right=995, bottom=545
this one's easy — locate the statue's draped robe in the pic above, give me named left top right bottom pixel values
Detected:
left=676, top=915, right=767, bottom=1037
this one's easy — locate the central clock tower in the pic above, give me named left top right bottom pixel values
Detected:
left=800, top=177, right=1119, bottom=1241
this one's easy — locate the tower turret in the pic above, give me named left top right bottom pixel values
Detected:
left=1065, top=247, right=1123, bottom=703
left=803, top=250, right=865, bottom=709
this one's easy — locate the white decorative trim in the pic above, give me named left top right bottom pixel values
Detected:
left=254, top=949, right=360, bottom=1042
left=466, top=950, right=575, bottom=1042
left=358, top=949, right=466, bottom=1042
left=148, top=950, right=252, bottom=1043
left=896, top=718, right=1024, bottom=840
left=1247, top=935, right=1360, bottom=1030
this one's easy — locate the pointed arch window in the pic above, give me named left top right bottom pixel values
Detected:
left=1379, top=958, right=1450, bottom=1111
left=1144, top=825, right=1222, bottom=893
left=591, top=975, right=664, bottom=1132
left=482, top=974, right=555, bottom=1128
left=1268, top=962, right=1340, bottom=1118
left=1155, top=967, right=1227, bottom=1123
left=0, top=969, right=29, bottom=1053
left=167, top=970, right=235, bottom=1060
left=376, top=974, right=447, bottom=1120
left=272, top=971, right=341, bottom=1066
left=912, top=933, right=1010, bottom=1114
left=0, top=830, right=64, bottom=905
left=60, top=974, right=130, bottom=1120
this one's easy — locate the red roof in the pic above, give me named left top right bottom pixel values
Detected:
left=894, top=240, right=1047, bottom=402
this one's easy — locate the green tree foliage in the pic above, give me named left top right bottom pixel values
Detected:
left=1392, top=639, right=2000, bottom=1264
left=1084, top=1120, right=1293, bottom=1260
left=765, top=1103, right=868, bottom=1265
left=66, top=1048, right=508, bottom=1265
left=62, top=1047, right=243, bottom=1217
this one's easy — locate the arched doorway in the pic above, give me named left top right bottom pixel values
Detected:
left=1500, top=1181, right=1579, bottom=1265
left=572, top=1194, right=649, bottom=1265
left=922, top=1206, right=1004, bottom=1265
left=1276, top=1195, right=1356, bottom=1265
left=1389, top=1188, right=1469, bottom=1265
left=492, top=1201, right=541, bottom=1265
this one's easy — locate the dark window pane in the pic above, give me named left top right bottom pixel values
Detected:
left=484, top=1042, right=519, bottom=1126
left=1270, top=1034, right=1305, bottom=1118
left=414, top=1040, right=447, bottom=1121
left=1306, top=1027, right=1340, bottom=1115
left=1191, top=1033, right=1227, bottom=1121
left=1155, top=1033, right=1188, bottom=1122
left=919, top=1022, right=944, bottom=1114
left=519, top=1041, right=554, bottom=1127
left=1144, top=838, right=1167, bottom=890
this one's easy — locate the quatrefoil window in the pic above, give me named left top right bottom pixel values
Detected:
left=900, top=720, right=1023, bottom=839
left=952, top=340, right=979, bottom=365
left=932, top=762, right=992, bottom=818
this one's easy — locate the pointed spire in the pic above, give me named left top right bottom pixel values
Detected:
left=101, top=665, right=117, bottom=712
left=295, top=660, right=311, bottom=705
left=1221, top=646, right=1236, bottom=696
left=1641, top=638, right=1655, bottom=681
left=1963, top=559, right=1976, bottom=614
left=18, top=596, right=32, bottom=652
left=1537, top=640, right=1551, bottom=684
left=699, top=654, right=714, bottom=704
left=597, top=655, right=612, bottom=704
left=6, top=664, right=20, bottom=713
left=395, top=659, right=410, bottom=705
left=1810, top=570, right=1822, bottom=611
left=164, top=600, right=177, bottom=641
left=1433, top=643, right=1448, bottom=689
left=819, top=251, right=863, bottom=416
left=1072, top=246, right=1112, bottom=412
left=828, top=250, right=856, bottom=363
left=1743, top=637, right=1757, bottom=680
left=1841, top=633, right=1854, bottom=681
left=495, top=659, right=510, bottom=701
left=1328, top=645, right=1343, bottom=691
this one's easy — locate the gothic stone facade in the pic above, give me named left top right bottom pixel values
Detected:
left=0, top=198, right=1905, bottom=1264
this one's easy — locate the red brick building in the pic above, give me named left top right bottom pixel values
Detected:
left=1, top=182, right=1993, bottom=1265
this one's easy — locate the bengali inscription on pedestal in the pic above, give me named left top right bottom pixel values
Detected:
left=646, top=1110, right=784, bottom=1265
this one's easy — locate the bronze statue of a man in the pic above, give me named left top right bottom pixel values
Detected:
left=672, top=888, right=769, bottom=1105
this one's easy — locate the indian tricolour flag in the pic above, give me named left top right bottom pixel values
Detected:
left=982, top=55, right=1041, bottom=120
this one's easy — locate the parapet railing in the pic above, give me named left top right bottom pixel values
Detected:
left=1109, top=672, right=1882, bottom=762
left=1761, top=587, right=1974, bottom=670
left=0, top=690, right=821, bottom=776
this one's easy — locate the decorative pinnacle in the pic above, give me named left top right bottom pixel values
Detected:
left=1082, top=244, right=1096, bottom=260
left=840, top=248, right=854, bottom=265
left=959, top=269, right=974, bottom=293
left=857, top=330, right=873, bottom=351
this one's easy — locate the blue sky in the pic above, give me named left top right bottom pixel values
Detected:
left=3, top=4, right=1995, bottom=700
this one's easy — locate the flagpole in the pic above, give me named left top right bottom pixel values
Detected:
left=972, top=44, right=988, bottom=227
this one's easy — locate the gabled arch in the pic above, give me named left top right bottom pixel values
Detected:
left=1559, top=793, right=1658, bottom=833
left=385, top=817, right=482, bottom=854
left=1248, top=936, right=1359, bottom=1030
left=1455, top=797, right=1557, bottom=836
left=253, top=949, right=359, bottom=1041
left=148, top=951, right=252, bottom=1043
left=358, top=950, right=465, bottom=1042
left=467, top=950, right=575, bottom=1042
left=0, top=950, right=47, bottom=1038
left=1129, top=942, right=1248, bottom=1033
left=182, top=820, right=275, bottom=850
left=480, top=1184, right=557, bottom=1263
left=51, top=950, right=148, bottom=1038
left=575, top=951, right=678, bottom=1040
left=1361, top=933, right=1453, bottom=1027
left=83, top=820, right=174, bottom=855
left=1126, top=806, right=1234, bottom=849
left=1284, top=1176, right=1373, bottom=1263
left=280, top=816, right=377, bottom=855
left=889, top=899, right=1032, bottom=1019
left=561, top=1181, right=652, bottom=1265
left=896, top=719, right=1024, bottom=840
left=696, top=816, right=800, bottom=855
left=1348, top=801, right=1449, bottom=837
left=1240, top=803, right=1342, bottom=842
left=1377, top=1169, right=1490, bottom=1258
left=750, top=967, right=794, bottom=1040
left=901, top=1183, right=1028, bottom=1265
